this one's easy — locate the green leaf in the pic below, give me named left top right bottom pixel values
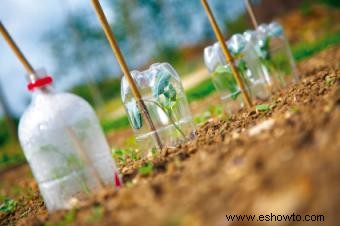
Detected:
left=153, top=70, right=178, bottom=115
left=256, top=104, right=271, bottom=111
left=212, top=65, right=240, bottom=100
left=0, top=198, right=17, bottom=214
left=112, top=149, right=124, bottom=157
left=163, top=84, right=177, bottom=102
left=237, top=59, right=247, bottom=72
left=126, top=100, right=142, bottom=129
left=259, top=36, right=271, bottom=60
left=112, top=148, right=140, bottom=163
left=153, top=71, right=171, bottom=97
left=138, top=162, right=153, bottom=176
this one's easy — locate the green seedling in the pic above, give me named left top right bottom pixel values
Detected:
left=151, top=148, right=159, bottom=157
left=325, top=76, right=335, bottom=86
left=257, top=33, right=292, bottom=80
left=0, top=198, right=17, bottom=214
left=126, top=70, right=187, bottom=140
left=112, top=148, right=140, bottom=164
left=138, top=162, right=153, bottom=176
left=256, top=104, right=271, bottom=112
left=208, top=105, right=223, bottom=117
left=123, top=135, right=137, bottom=147
left=194, top=105, right=223, bottom=125
left=211, top=62, right=248, bottom=100
left=289, top=106, right=301, bottom=113
left=194, top=111, right=212, bottom=125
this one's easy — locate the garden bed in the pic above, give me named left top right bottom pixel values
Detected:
left=0, top=46, right=339, bottom=226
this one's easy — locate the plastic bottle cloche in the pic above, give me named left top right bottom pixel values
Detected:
left=18, top=68, right=121, bottom=211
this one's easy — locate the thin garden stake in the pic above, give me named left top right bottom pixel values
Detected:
left=0, top=21, right=36, bottom=80
left=244, top=0, right=258, bottom=29
left=90, top=0, right=164, bottom=149
left=201, top=0, right=252, bottom=108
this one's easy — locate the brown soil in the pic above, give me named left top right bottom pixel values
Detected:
left=1, top=46, right=339, bottom=226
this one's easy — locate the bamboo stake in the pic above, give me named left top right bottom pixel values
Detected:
left=0, top=22, right=36, bottom=80
left=244, top=0, right=258, bottom=29
left=90, top=0, right=163, bottom=149
left=201, top=0, right=252, bottom=108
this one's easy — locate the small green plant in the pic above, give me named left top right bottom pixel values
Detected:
left=211, top=60, right=248, bottom=101
left=256, top=104, right=271, bottom=112
left=256, top=25, right=292, bottom=81
left=126, top=70, right=187, bottom=140
left=112, top=148, right=140, bottom=164
left=208, top=105, right=223, bottom=117
left=0, top=198, right=17, bottom=214
left=194, top=111, right=212, bottom=125
left=138, top=162, right=153, bottom=176
left=325, top=76, right=335, bottom=86
left=194, top=105, right=223, bottom=125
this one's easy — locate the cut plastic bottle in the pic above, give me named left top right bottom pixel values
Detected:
left=18, top=69, right=120, bottom=211
left=204, top=35, right=271, bottom=114
left=121, top=63, right=196, bottom=156
left=245, top=22, right=299, bottom=90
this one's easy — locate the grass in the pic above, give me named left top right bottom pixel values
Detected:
left=186, top=79, right=215, bottom=102
left=101, top=115, right=130, bottom=133
left=0, top=142, right=25, bottom=171
left=293, top=31, right=340, bottom=61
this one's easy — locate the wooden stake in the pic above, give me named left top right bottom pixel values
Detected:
left=201, top=0, right=252, bottom=108
left=0, top=22, right=36, bottom=80
left=244, top=0, right=258, bottom=29
left=90, top=0, right=163, bottom=149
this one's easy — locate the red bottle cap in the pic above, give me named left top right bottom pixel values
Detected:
left=27, top=76, right=53, bottom=91
left=114, top=171, right=122, bottom=188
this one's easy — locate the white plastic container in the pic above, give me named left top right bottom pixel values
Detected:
left=18, top=69, right=120, bottom=211
left=121, top=63, right=195, bottom=155
left=244, top=22, right=299, bottom=90
left=204, top=34, right=271, bottom=114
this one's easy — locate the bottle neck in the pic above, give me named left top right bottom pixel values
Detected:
left=31, top=85, right=55, bottom=99
left=27, top=75, right=54, bottom=94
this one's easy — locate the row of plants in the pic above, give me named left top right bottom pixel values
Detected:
left=101, top=29, right=340, bottom=134
left=0, top=0, right=337, bottom=216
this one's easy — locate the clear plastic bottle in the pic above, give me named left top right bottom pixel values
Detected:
left=204, top=35, right=271, bottom=114
left=245, top=22, right=299, bottom=90
left=121, top=63, right=195, bottom=156
left=18, top=69, right=120, bottom=211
